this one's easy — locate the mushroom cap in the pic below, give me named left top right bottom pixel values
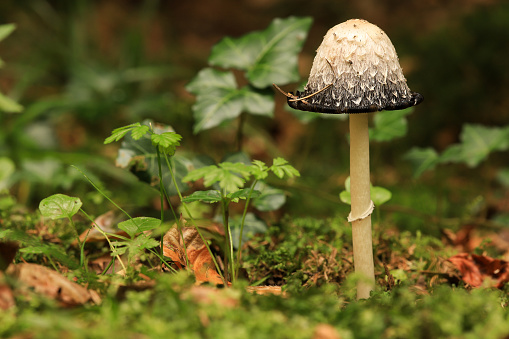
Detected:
left=289, top=19, right=423, bottom=114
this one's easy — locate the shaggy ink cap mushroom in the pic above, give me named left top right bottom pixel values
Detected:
left=288, top=19, right=423, bottom=113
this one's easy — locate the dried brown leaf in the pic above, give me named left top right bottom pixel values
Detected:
left=448, top=253, right=509, bottom=288
left=7, top=263, right=100, bottom=307
left=163, top=226, right=225, bottom=285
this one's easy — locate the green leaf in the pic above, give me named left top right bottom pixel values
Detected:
left=151, top=132, right=182, bottom=156
left=183, top=162, right=252, bottom=193
left=0, top=24, right=15, bottom=43
left=0, top=92, right=23, bottom=113
left=339, top=190, right=351, bottom=205
left=186, top=69, right=274, bottom=133
left=371, top=186, right=392, bottom=206
left=496, top=168, right=509, bottom=188
left=39, top=194, right=82, bottom=220
left=227, top=188, right=261, bottom=203
left=439, top=124, right=509, bottom=167
left=252, top=182, right=286, bottom=212
left=0, top=157, right=15, bottom=189
left=115, top=120, right=209, bottom=196
left=112, top=234, right=159, bottom=262
left=182, top=190, right=222, bottom=204
left=404, top=147, right=440, bottom=178
left=209, top=17, right=313, bottom=88
left=250, top=160, right=269, bottom=180
left=369, top=108, right=413, bottom=142
left=186, top=68, right=237, bottom=94
left=104, top=123, right=141, bottom=144
left=118, top=217, right=161, bottom=238
left=339, top=177, right=392, bottom=206
left=270, top=157, right=300, bottom=179
left=240, top=87, right=274, bottom=117
left=131, top=125, right=150, bottom=140
left=230, top=213, right=268, bottom=249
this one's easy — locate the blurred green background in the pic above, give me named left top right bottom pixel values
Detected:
left=1, top=0, right=508, bottom=223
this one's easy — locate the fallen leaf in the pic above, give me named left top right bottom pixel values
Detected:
left=448, top=253, right=509, bottom=288
left=313, top=324, right=341, bottom=339
left=163, top=226, right=225, bottom=285
left=245, top=285, right=286, bottom=296
left=7, top=263, right=100, bottom=307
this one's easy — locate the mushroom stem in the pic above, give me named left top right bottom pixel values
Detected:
left=349, top=113, right=375, bottom=300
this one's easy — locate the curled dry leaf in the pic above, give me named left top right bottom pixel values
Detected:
left=163, top=226, right=225, bottom=285
left=448, top=253, right=509, bottom=288
left=7, top=263, right=101, bottom=307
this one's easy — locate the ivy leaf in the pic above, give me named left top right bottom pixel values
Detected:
left=439, top=124, right=509, bottom=167
left=182, top=190, right=222, bottom=204
left=186, top=68, right=274, bottom=133
left=240, top=86, right=274, bottom=117
left=404, top=147, right=440, bottom=178
left=270, top=157, right=300, bottom=179
left=39, top=194, right=82, bottom=220
left=369, top=108, right=413, bottom=142
left=209, top=17, right=313, bottom=88
left=230, top=213, right=268, bottom=249
left=104, top=123, right=142, bottom=144
left=118, top=217, right=161, bottom=238
left=252, top=182, right=286, bottom=212
left=187, top=69, right=243, bottom=133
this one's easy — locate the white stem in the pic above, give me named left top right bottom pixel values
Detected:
left=349, top=113, right=375, bottom=300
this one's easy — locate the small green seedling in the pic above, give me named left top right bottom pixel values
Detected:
left=182, top=157, right=299, bottom=283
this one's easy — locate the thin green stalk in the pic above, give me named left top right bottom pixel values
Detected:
left=164, top=155, right=226, bottom=284
left=148, top=248, right=179, bottom=274
left=236, top=113, right=245, bottom=152
left=80, top=208, right=127, bottom=272
left=67, top=217, right=85, bottom=268
left=156, top=148, right=165, bottom=223
left=235, top=179, right=258, bottom=280
left=72, top=166, right=132, bottom=220
left=156, top=148, right=165, bottom=263
left=164, top=155, right=190, bottom=268
left=221, top=193, right=231, bottom=284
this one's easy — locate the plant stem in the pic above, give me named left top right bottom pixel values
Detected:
left=164, top=156, right=226, bottom=284
left=221, top=193, right=231, bottom=285
left=349, top=113, right=375, bottom=300
left=235, top=180, right=258, bottom=280
left=80, top=209, right=127, bottom=273
left=236, top=113, right=245, bottom=153
left=156, top=148, right=165, bottom=261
